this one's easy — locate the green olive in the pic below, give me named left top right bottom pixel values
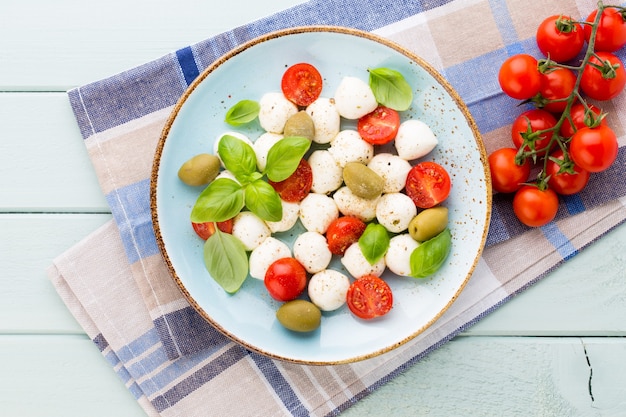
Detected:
left=343, top=162, right=384, bottom=199
left=283, top=111, right=315, bottom=141
left=276, top=299, right=321, bottom=332
left=177, top=153, right=220, bottom=186
left=408, top=207, right=449, bottom=242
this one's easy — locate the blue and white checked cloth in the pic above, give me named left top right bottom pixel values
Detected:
left=49, top=0, right=626, bottom=416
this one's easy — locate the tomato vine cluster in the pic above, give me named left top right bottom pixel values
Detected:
left=490, top=2, right=625, bottom=227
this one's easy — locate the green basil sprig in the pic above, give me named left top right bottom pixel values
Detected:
left=369, top=67, right=413, bottom=111
left=203, top=227, right=249, bottom=293
left=224, top=100, right=260, bottom=126
left=410, top=228, right=452, bottom=278
left=358, top=223, right=390, bottom=265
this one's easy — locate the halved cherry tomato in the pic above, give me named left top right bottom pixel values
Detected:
left=512, top=185, right=559, bottom=227
left=546, top=149, right=590, bottom=195
left=559, top=103, right=606, bottom=138
left=488, top=148, right=531, bottom=194
left=268, top=158, right=313, bottom=202
left=191, top=219, right=234, bottom=240
left=580, top=52, right=626, bottom=101
left=536, top=15, right=585, bottom=62
left=281, top=63, right=323, bottom=107
left=498, top=54, right=542, bottom=100
left=569, top=125, right=619, bottom=173
left=405, top=161, right=451, bottom=208
left=584, top=7, right=626, bottom=52
left=264, top=257, right=307, bottom=302
left=326, top=216, right=367, bottom=255
left=538, top=67, right=577, bottom=113
left=346, top=275, right=393, bottom=320
left=357, top=106, right=401, bottom=145
left=511, top=109, right=557, bottom=153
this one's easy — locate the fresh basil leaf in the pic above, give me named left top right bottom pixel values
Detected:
left=244, top=179, right=283, bottom=222
left=203, top=228, right=249, bottom=293
left=217, top=134, right=257, bottom=183
left=358, top=223, right=390, bottom=265
left=190, top=178, right=244, bottom=222
left=410, top=228, right=451, bottom=278
left=224, top=100, right=260, bottom=126
left=265, top=136, right=311, bottom=182
left=369, top=67, right=413, bottom=111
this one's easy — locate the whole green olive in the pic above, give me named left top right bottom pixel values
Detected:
left=177, top=153, right=221, bottom=186
left=343, top=162, right=384, bottom=199
left=276, top=299, right=321, bottom=332
left=283, top=111, right=315, bottom=141
left=408, top=206, right=449, bottom=242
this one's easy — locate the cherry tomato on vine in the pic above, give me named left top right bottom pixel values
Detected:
left=546, top=149, right=590, bottom=195
left=326, top=216, right=367, bottom=256
left=536, top=15, right=585, bottom=62
left=346, top=275, right=393, bottom=320
left=192, top=219, right=234, bottom=240
left=405, top=161, right=451, bottom=208
left=268, top=158, right=313, bottom=202
left=580, top=52, right=626, bottom=101
left=357, top=106, right=401, bottom=145
left=281, top=63, right=323, bottom=107
left=264, top=257, right=307, bottom=302
left=559, top=103, right=606, bottom=138
left=511, top=109, right=557, bottom=152
left=488, top=148, right=531, bottom=193
left=537, top=67, right=577, bottom=113
left=498, top=54, right=542, bottom=100
left=513, top=185, right=559, bottom=227
left=569, top=124, right=619, bottom=173
left=584, top=7, right=626, bottom=52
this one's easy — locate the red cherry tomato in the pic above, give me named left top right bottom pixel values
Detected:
left=538, top=67, right=577, bottom=113
left=546, top=149, right=590, bottom=195
left=536, top=15, right=585, bottom=62
left=498, top=54, right=542, bottom=100
left=580, top=52, right=626, bottom=101
left=488, top=148, right=531, bottom=194
left=326, top=216, right=367, bottom=256
left=357, top=106, right=401, bottom=145
left=264, top=257, right=307, bottom=302
left=559, top=103, right=606, bottom=138
left=191, top=219, right=234, bottom=240
left=512, top=185, right=559, bottom=227
left=584, top=7, right=626, bottom=52
left=405, top=161, right=452, bottom=209
left=511, top=109, right=557, bottom=152
left=281, top=63, right=323, bottom=107
left=569, top=125, right=619, bottom=173
left=346, top=275, right=393, bottom=320
left=268, top=158, right=313, bottom=202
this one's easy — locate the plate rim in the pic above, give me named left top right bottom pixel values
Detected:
left=150, top=25, right=492, bottom=365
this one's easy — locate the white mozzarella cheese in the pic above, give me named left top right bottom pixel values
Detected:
left=305, top=97, right=340, bottom=144
left=308, top=150, right=343, bottom=194
left=328, top=130, right=374, bottom=167
left=293, top=231, right=332, bottom=274
left=248, top=237, right=292, bottom=280
left=340, top=243, right=386, bottom=278
left=231, top=211, right=271, bottom=251
left=376, top=192, right=417, bottom=233
left=308, top=269, right=351, bottom=311
left=258, top=92, right=299, bottom=134
left=385, top=234, right=420, bottom=277
left=264, top=200, right=300, bottom=233
left=394, top=119, right=438, bottom=161
left=332, top=186, right=379, bottom=222
left=253, top=132, right=283, bottom=171
left=333, top=76, right=378, bottom=119
left=299, top=193, right=339, bottom=234
left=367, top=153, right=412, bottom=193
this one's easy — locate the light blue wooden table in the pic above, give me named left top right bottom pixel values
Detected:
left=2, top=1, right=625, bottom=415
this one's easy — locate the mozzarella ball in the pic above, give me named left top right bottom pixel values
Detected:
left=265, top=200, right=299, bottom=233
left=333, top=186, right=379, bottom=222
left=214, top=169, right=240, bottom=184
left=293, top=231, right=332, bottom=274
left=308, top=150, right=343, bottom=194
left=376, top=193, right=417, bottom=233
left=367, top=153, right=412, bottom=193
left=299, top=193, right=338, bottom=233
left=214, top=132, right=254, bottom=167
left=306, top=97, right=340, bottom=144
left=253, top=132, right=283, bottom=171
left=333, top=76, right=378, bottom=119
left=308, top=269, right=351, bottom=311
left=328, top=130, right=374, bottom=167
left=385, top=234, right=420, bottom=277
left=249, top=237, right=292, bottom=280
left=395, top=119, right=438, bottom=161
left=341, top=243, right=386, bottom=278
left=258, top=92, right=298, bottom=133
left=232, top=211, right=271, bottom=251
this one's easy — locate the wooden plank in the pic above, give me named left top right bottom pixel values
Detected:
left=0, top=0, right=307, bottom=90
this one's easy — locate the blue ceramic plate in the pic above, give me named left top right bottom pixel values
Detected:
left=151, top=26, right=491, bottom=364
